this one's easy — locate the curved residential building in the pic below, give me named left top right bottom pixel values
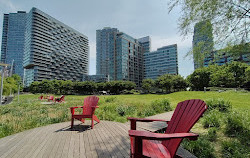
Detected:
left=23, top=8, right=89, bottom=86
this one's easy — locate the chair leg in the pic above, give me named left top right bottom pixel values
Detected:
left=93, top=115, right=100, bottom=123
left=91, top=118, right=94, bottom=129
left=81, top=118, right=85, bottom=123
left=71, top=118, right=74, bottom=129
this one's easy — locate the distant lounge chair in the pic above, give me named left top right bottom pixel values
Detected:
left=55, top=95, right=65, bottom=103
left=128, top=99, right=207, bottom=158
left=70, top=96, right=100, bottom=129
left=47, top=96, right=54, bottom=102
left=38, top=95, right=43, bottom=100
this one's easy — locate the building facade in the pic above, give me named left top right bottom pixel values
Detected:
left=144, top=44, right=178, bottom=80
left=1, top=11, right=27, bottom=77
left=82, top=74, right=108, bottom=82
left=204, top=51, right=250, bottom=67
left=138, top=36, right=151, bottom=53
left=96, top=27, right=118, bottom=76
left=23, top=8, right=89, bottom=86
left=96, top=28, right=145, bottom=86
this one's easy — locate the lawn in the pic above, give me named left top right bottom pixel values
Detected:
left=0, top=90, right=249, bottom=157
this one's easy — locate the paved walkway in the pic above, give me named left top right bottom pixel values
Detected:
left=0, top=111, right=196, bottom=158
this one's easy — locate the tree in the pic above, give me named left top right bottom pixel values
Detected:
left=169, top=0, right=249, bottom=56
left=142, top=79, right=155, bottom=93
left=156, top=74, right=173, bottom=93
left=209, top=66, right=235, bottom=87
left=187, top=67, right=211, bottom=90
left=172, top=75, right=187, bottom=91
left=226, top=61, right=248, bottom=87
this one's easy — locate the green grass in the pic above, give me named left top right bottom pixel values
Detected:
left=0, top=91, right=249, bottom=157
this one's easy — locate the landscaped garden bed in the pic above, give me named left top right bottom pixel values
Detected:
left=0, top=91, right=249, bottom=157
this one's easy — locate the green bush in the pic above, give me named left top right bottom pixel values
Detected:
left=150, top=98, right=172, bottom=113
left=206, top=128, right=217, bottom=141
left=206, top=98, right=232, bottom=112
left=224, top=111, right=250, bottom=146
left=104, top=97, right=116, bottom=103
left=116, top=104, right=136, bottom=116
left=182, top=136, right=215, bottom=158
left=202, top=110, right=221, bottom=128
left=221, top=140, right=250, bottom=158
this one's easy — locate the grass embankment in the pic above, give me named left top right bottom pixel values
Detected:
left=0, top=91, right=249, bottom=157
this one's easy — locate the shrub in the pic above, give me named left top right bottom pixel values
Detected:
left=182, top=136, right=215, bottom=158
left=116, top=105, right=136, bottom=116
left=221, top=140, right=250, bottom=158
left=224, top=111, right=250, bottom=146
left=150, top=98, right=172, bottom=113
left=104, top=97, right=116, bottom=103
left=202, top=110, right=221, bottom=128
left=206, top=128, right=217, bottom=141
left=206, top=98, right=232, bottom=112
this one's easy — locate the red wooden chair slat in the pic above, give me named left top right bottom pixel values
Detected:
left=70, top=96, right=100, bottom=129
left=128, top=99, right=207, bottom=158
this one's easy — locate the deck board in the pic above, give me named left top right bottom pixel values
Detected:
left=0, top=115, right=196, bottom=158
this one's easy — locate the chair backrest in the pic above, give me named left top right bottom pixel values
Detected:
left=82, top=96, right=99, bottom=115
left=48, top=96, right=54, bottom=100
left=162, top=99, right=207, bottom=157
left=59, top=95, right=65, bottom=102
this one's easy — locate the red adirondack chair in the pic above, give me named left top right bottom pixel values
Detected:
left=128, top=99, right=207, bottom=158
left=55, top=95, right=65, bottom=103
left=47, top=96, right=54, bottom=102
left=70, top=96, right=100, bottom=129
left=38, top=95, right=43, bottom=100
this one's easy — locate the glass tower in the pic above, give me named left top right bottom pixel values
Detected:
left=0, top=11, right=27, bottom=77
left=144, top=44, right=178, bottom=80
left=96, top=27, right=118, bottom=76
left=96, top=28, right=145, bottom=86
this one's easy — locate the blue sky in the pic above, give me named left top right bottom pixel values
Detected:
left=0, top=0, right=194, bottom=77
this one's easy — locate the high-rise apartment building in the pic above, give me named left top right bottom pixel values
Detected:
left=1, top=11, right=27, bottom=77
left=22, top=8, right=89, bottom=86
left=193, top=21, right=213, bottom=69
left=96, top=28, right=145, bottom=86
left=144, top=44, right=178, bottom=80
left=138, top=36, right=151, bottom=53
left=96, top=27, right=118, bottom=76
left=204, top=51, right=250, bottom=67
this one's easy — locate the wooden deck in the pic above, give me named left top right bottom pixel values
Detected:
left=0, top=113, right=196, bottom=158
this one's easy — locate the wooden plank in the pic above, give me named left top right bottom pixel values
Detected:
left=48, top=123, right=69, bottom=158
left=93, top=123, right=113, bottom=157
left=82, top=124, right=93, bottom=158
left=32, top=123, right=63, bottom=158
left=102, top=121, right=129, bottom=157
left=19, top=125, right=52, bottom=158
left=0, top=126, right=41, bottom=158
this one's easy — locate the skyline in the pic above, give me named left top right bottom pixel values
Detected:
left=0, top=0, right=194, bottom=77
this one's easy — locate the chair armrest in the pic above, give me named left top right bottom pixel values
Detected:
left=128, top=117, right=169, bottom=130
left=70, top=106, right=83, bottom=115
left=70, top=106, right=83, bottom=109
left=129, top=130, right=199, bottom=141
left=128, top=117, right=169, bottom=122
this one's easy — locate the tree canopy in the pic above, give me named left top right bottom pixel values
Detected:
left=169, top=0, right=249, bottom=47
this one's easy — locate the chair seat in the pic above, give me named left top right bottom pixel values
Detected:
left=130, top=137, right=171, bottom=158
